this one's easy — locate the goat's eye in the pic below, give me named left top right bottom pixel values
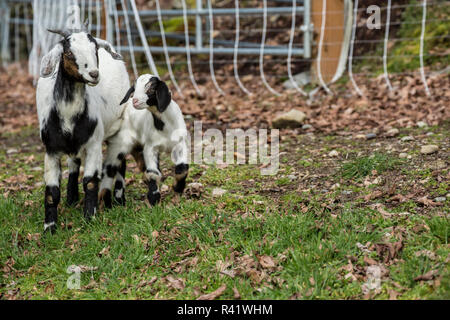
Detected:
left=65, top=51, right=74, bottom=59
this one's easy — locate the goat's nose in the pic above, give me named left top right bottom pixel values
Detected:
left=132, top=98, right=139, bottom=105
left=89, top=70, right=99, bottom=79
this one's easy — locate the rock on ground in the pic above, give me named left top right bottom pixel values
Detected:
left=272, top=109, right=306, bottom=129
left=420, top=145, right=439, bottom=154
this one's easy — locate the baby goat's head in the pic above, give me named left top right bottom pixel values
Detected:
left=120, top=74, right=172, bottom=114
left=40, top=26, right=122, bottom=86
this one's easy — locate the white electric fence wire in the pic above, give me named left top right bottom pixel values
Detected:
left=112, top=0, right=121, bottom=53
left=29, top=0, right=38, bottom=77
left=88, top=0, right=93, bottom=32
left=316, top=0, right=332, bottom=94
left=181, top=0, right=202, bottom=95
left=233, top=0, right=251, bottom=95
left=95, top=0, right=101, bottom=37
left=420, top=0, right=431, bottom=96
left=348, top=0, right=363, bottom=96
left=260, top=0, right=281, bottom=96
left=383, top=0, right=393, bottom=91
left=129, top=0, right=159, bottom=77
left=287, top=0, right=307, bottom=96
left=207, top=0, right=225, bottom=95
left=155, top=0, right=183, bottom=97
left=120, top=0, right=138, bottom=77
left=81, top=0, right=85, bottom=23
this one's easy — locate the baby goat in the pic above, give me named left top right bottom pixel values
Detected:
left=99, top=74, right=189, bottom=207
left=36, top=28, right=129, bottom=233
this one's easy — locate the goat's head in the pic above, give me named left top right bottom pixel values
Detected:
left=120, top=74, right=172, bottom=114
left=40, top=24, right=122, bottom=85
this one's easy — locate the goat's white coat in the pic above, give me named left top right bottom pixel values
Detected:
left=36, top=32, right=129, bottom=230
left=100, top=74, right=189, bottom=193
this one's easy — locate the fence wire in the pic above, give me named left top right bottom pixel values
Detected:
left=0, top=0, right=448, bottom=98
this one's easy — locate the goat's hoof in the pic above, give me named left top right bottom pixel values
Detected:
left=147, top=191, right=161, bottom=206
left=83, top=205, right=97, bottom=220
left=113, top=188, right=126, bottom=206
left=114, top=196, right=125, bottom=206
left=43, top=223, right=57, bottom=235
left=100, top=189, right=112, bottom=209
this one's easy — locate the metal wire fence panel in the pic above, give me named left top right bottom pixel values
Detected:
left=0, top=0, right=447, bottom=98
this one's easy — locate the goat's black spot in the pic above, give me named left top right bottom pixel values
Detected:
left=41, top=100, right=98, bottom=156
left=153, top=115, right=165, bottom=131
left=175, top=163, right=189, bottom=175
left=114, top=180, right=123, bottom=190
left=117, top=153, right=125, bottom=161
left=106, top=164, right=117, bottom=178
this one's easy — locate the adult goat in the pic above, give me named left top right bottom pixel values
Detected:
left=36, top=27, right=129, bottom=233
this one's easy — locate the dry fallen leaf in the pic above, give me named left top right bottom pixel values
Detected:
left=414, top=269, right=439, bottom=281
left=165, top=276, right=185, bottom=290
left=259, top=255, right=276, bottom=269
left=197, top=284, right=227, bottom=300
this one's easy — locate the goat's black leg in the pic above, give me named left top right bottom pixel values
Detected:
left=173, top=163, right=189, bottom=194
left=83, top=174, right=99, bottom=219
left=171, top=141, right=189, bottom=194
left=113, top=156, right=126, bottom=205
left=66, top=157, right=81, bottom=206
left=83, top=144, right=102, bottom=219
left=43, top=154, right=61, bottom=234
left=146, top=175, right=161, bottom=205
left=143, top=146, right=161, bottom=206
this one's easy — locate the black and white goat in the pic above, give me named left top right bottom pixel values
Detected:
left=99, top=74, right=189, bottom=206
left=36, top=28, right=129, bottom=233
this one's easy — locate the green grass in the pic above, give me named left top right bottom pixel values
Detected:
left=339, top=153, right=402, bottom=180
left=0, top=126, right=449, bottom=300
left=355, top=0, right=450, bottom=74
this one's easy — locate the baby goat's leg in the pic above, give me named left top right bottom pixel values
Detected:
left=44, top=153, right=61, bottom=233
left=143, top=145, right=161, bottom=206
left=113, top=154, right=126, bottom=206
left=171, top=141, right=189, bottom=194
left=66, top=157, right=81, bottom=206
left=100, top=138, right=132, bottom=208
left=83, top=143, right=102, bottom=219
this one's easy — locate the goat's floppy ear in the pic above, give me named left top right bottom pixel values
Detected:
left=40, top=44, right=63, bottom=78
left=155, top=79, right=171, bottom=113
left=95, top=38, right=123, bottom=60
left=120, top=85, right=135, bottom=105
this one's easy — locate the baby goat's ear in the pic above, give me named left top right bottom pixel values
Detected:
left=40, top=44, right=63, bottom=78
left=155, top=79, right=171, bottom=113
left=120, top=85, right=135, bottom=105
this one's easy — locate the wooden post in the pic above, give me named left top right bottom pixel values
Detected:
left=311, top=0, right=348, bottom=84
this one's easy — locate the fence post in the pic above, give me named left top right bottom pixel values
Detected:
left=195, top=0, right=202, bottom=50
